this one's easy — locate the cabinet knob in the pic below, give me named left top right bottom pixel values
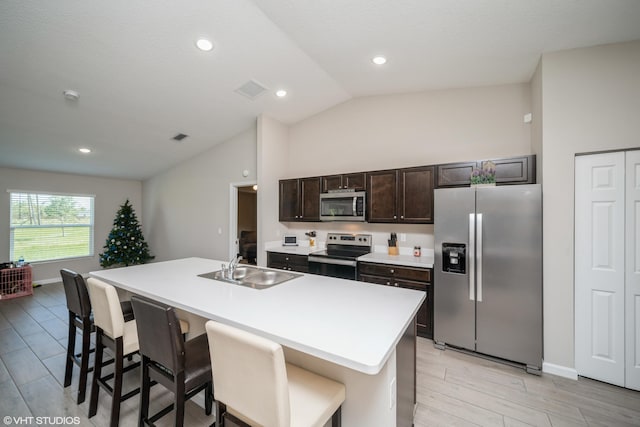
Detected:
left=400, top=215, right=404, bottom=219
left=394, top=283, right=399, bottom=287
left=390, top=269, right=395, bottom=274
left=386, top=281, right=391, bottom=286
left=393, top=215, right=397, bottom=219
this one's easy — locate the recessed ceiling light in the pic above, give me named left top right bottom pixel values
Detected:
left=78, top=148, right=91, bottom=154
left=372, top=56, right=387, bottom=65
left=195, top=38, right=213, bottom=51
left=275, top=89, right=287, bottom=98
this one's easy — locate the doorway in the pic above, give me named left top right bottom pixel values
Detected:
left=234, top=184, right=257, bottom=265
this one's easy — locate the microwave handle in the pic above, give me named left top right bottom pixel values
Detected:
left=353, top=197, right=357, bottom=214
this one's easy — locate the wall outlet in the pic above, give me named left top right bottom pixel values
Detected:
left=399, top=233, right=406, bottom=242
left=389, top=377, right=396, bottom=409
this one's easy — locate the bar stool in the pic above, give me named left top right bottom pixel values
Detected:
left=86, top=277, right=141, bottom=427
left=60, top=269, right=134, bottom=404
left=205, top=320, right=345, bottom=427
left=131, top=295, right=213, bottom=427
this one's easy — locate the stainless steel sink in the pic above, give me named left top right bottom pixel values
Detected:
left=198, top=266, right=302, bottom=289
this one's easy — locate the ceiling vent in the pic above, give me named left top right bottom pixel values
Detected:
left=172, top=133, right=188, bottom=142
left=235, top=79, right=268, bottom=100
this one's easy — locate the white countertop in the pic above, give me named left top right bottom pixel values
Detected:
left=90, top=257, right=424, bottom=375
left=357, top=251, right=434, bottom=269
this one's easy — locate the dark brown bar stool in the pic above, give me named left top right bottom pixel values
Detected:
left=86, top=277, right=140, bottom=427
left=60, top=269, right=134, bottom=404
left=60, top=268, right=94, bottom=404
left=131, top=295, right=213, bottom=427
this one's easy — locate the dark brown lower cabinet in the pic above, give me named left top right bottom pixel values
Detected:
left=358, top=262, right=433, bottom=339
left=266, top=252, right=309, bottom=273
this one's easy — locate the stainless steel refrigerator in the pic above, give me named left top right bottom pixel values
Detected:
left=434, top=184, right=542, bottom=373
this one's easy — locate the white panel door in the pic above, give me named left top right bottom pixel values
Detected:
left=575, top=152, right=625, bottom=386
left=626, top=150, right=640, bottom=391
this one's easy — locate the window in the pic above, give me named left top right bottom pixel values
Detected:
left=9, top=191, right=95, bottom=263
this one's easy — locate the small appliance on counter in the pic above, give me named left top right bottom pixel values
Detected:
left=282, top=234, right=298, bottom=246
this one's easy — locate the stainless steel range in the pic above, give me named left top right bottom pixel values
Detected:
left=308, top=233, right=372, bottom=280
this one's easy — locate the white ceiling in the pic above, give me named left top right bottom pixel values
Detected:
left=1, top=0, right=639, bottom=180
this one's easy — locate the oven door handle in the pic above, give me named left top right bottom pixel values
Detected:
left=308, top=256, right=357, bottom=267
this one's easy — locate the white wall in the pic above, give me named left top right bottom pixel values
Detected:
left=142, top=127, right=257, bottom=262
left=256, top=115, right=290, bottom=266
left=540, top=40, right=640, bottom=371
left=0, top=167, right=141, bottom=282
left=286, top=83, right=532, bottom=177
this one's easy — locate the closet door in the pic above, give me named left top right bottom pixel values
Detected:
left=575, top=152, right=625, bottom=386
left=626, top=150, right=640, bottom=391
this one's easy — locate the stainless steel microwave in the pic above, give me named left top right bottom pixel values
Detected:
left=319, top=191, right=366, bottom=221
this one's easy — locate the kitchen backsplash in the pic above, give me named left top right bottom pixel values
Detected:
left=281, top=222, right=434, bottom=251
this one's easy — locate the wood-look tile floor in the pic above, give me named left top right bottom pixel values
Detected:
left=2, top=283, right=640, bottom=426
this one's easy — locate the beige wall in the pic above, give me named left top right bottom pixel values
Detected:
left=530, top=61, right=543, bottom=185
left=256, top=115, right=291, bottom=266
left=0, top=167, right=141, bottom=282
left=540, top=40, right=640, bottom=371
left=286, top=83, right=532, bottom=178
left=142, top=127, right=257, bottom=263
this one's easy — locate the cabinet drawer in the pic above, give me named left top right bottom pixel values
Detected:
left=360, top=274, right=429, bottom=291
left=358, top=262, right=431, bottom=282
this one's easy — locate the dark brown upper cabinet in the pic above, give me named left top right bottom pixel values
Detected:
left=367, top=170, right=398, bottom=223
left=436, top=155, right=536, bottom=187
left=398, top=166, right=435, bottom=223
left=321, top=172, right=366, bottom=192
left=278, top=177, right=321, bottom=222
left=367, top=166, right=435, bottom=224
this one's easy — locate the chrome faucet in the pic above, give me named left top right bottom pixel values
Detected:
left=228, top=254, right=242, bottom=277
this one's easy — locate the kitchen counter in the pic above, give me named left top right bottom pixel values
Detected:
left=265, top=245, right=321, bottom=256
left=90, top=257, right=422, bottom=426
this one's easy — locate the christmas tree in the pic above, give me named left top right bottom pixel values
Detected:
left=99, top=199, right=154, bottom=268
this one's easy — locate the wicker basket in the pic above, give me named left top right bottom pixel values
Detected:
left=0, top=265, right=33, bottom=300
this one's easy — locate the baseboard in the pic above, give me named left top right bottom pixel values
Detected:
left=33, top=277, right=62, bottom=285
left=542, top=362, right=578, bottom=380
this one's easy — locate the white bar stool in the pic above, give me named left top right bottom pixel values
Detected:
left=205, top=320, right=345, bottom=427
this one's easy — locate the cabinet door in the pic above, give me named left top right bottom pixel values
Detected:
left=267, top=252, right=288, bottom=270
left=486, top=155, right=535, bottom=184
left=343, top=173, right=365, bottom=191
left=300, top=177, right=320, bottom=221
left=436, top=161, right=477, bottom=187
left=398, top=166, right=434, bottom=223
left=367, top=170, right=398, bottom=222
left=287, top=254, right=309, bottom=273
left=321, top=175, right=343, bottom=192
left=279, top=179, right=300, bottom=221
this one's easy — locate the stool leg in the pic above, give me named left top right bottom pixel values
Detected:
left=77, top=319, right=91, bottom=404
left=89, top=329, right=104, bottom=418
left=110, top=338, right=124, bottom=427
left=138, top=356, right=150, bottom=427
left=64, top=312, right=76, bottom=388
left=174, top=372, right=186, bottom=427
left=204, top=382, right=213, bottom=416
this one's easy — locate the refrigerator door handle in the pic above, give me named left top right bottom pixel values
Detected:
left=469, top=213, right=475, bottom=301
left=477, top=213, right=483, bottom=302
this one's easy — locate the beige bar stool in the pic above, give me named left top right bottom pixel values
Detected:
left=205, top=320, right=345, bottom=427
left=86, top=277, right=141, bottom=427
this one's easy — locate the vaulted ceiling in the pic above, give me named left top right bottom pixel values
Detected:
left=2, top=0, right=639, bottom=180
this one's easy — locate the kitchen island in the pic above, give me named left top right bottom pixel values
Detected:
left=90, top=257, right=424, bottom=427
